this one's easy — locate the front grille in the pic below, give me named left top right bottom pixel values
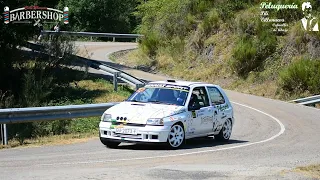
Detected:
left=112, top=122, right=146, bottom=127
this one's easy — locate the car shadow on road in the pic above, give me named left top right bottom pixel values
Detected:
left=113, top=136, right=248, bottom=151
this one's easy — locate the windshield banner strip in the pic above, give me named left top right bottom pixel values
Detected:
left=145, top=84, right=190, bottom=91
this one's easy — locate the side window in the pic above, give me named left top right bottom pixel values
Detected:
left=188, top=86, right=210, bottom=108
left=207, top=87, right=225, bottom=105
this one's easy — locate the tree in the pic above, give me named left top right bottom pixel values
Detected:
left=58, top=0, right=139, bottom=33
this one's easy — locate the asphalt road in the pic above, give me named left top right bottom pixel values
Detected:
left=1, top=42, right=319, bottom=180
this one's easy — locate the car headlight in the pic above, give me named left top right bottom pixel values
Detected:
left=146, top=118, right=164, bottom=125
left=101, top=114, right=112, bottom=122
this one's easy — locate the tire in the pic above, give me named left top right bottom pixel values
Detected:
left=214, top=118, right=232, bottom=141
left=167, top=123, right=185, bottom=149
left=100, top=137, right=121, bottom=148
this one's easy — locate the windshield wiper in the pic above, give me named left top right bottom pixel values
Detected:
left=127, top=99, right=143, bottom=103
left=148, top=100, right=163, bottom=104
left=148, top=100, right=176, bottom=105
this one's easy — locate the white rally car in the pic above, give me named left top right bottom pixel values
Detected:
left=99, top=80, right=234, bottom=149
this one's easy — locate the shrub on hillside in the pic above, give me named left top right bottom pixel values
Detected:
left=231, top=33, right=277, bottom=77
left=200, top=9, right=220, bottom=35
left=140, top=32, right=161, bottom=57
left=231, top=36, right=257, bottom=76
left=279, top=58, right=320, bottom=94
left=215, top=1, right=251, bottom=21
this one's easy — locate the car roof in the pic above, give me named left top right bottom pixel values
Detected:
left=148, top=80, right=219, bottom=88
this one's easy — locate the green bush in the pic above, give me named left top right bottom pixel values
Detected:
left=279, top=59, right=320, bottom=94
left=21, top=69, right=54, bottom=107
left=215, top=1, right=251, bottom=21
left=231, top=36, right=258, bottom=76
left=140, top=32, right=161, bottom=57
left=231, top=32, right=277, bottom=77
left=231, top=7, right=278, bottom=78
left=70, top=117, right=100, bottom=133
left=200, top=9, right=220, bottom=35
left=58, top=0, right=138, bottom=33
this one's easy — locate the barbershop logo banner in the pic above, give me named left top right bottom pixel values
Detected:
left=3, top=6, right=69, bottom=24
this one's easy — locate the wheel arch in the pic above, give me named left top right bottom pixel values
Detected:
left=172, top=121, right=185, bottom=132
left=228, top=117, right=234, bottom=127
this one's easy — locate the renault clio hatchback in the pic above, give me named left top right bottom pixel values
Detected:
left=99, top=80, right=234, bottom=149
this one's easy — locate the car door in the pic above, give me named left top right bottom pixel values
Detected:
left=206, top=86, right=228, bottom=133
left=186, top=86, right=215, bottom=136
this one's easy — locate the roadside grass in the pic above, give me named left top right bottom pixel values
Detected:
left=294, top=164, right=320, bottom=179
left=68, top=78, right=133, bottom=103
left=0, top=132, right=98, bottom=149
left=109, top=48, right=154, bottom=69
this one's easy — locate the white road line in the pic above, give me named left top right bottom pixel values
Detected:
left=38, top=101, right=286, bottom=166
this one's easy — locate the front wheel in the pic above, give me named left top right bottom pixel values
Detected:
left=100, top=137, right=121, bottom=148
left=214, top=118, right=232, bottom=141
left=167, top=123, right=185, bottom=149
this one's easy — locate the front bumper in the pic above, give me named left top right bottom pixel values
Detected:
left=99, top=122, right=170, bottom=143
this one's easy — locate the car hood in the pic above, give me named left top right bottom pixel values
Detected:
left=104, top=101, right=186, bottom=124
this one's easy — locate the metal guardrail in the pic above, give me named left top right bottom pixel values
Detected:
left=0, top=102, right=119, bottom=145
left=89, top=60, right=145, bottom=90
left=40, top=30, right=144, bottom=42
left=25, top=42, right=146, bottom=90
left=290, top=95, right=320, bottom=107
left=0, top=102, right=118, bottom=124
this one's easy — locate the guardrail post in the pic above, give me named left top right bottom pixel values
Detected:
left=1, top=124, right=8, bottom=145
left=113, top=37, right=115, bottom=42
left=113, top=72, right=120, bottom=91
left=3, top=124, right=7, bottom=145
left=90, top=36, right=93, bottom=41
left=1, top=124, right=3, bottom=145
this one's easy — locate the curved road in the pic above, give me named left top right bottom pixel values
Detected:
left=0, top=42, right=319, bottom=180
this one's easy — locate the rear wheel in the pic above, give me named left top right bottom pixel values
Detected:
left=167, top=123, right=185, bottom=149
left=214, top=118, right=232, bottom=141
left=100, top=137, right=121, bottom=148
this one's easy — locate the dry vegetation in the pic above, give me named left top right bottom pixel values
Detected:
left=295, top=164, right=320, bottom=179
left=0, top=133, right=98, bottom=149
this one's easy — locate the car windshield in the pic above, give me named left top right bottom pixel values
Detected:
left=126, top=83, right=190, bottom=106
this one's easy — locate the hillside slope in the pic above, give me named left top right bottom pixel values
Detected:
left=117, top=0, right=320, bottom=101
